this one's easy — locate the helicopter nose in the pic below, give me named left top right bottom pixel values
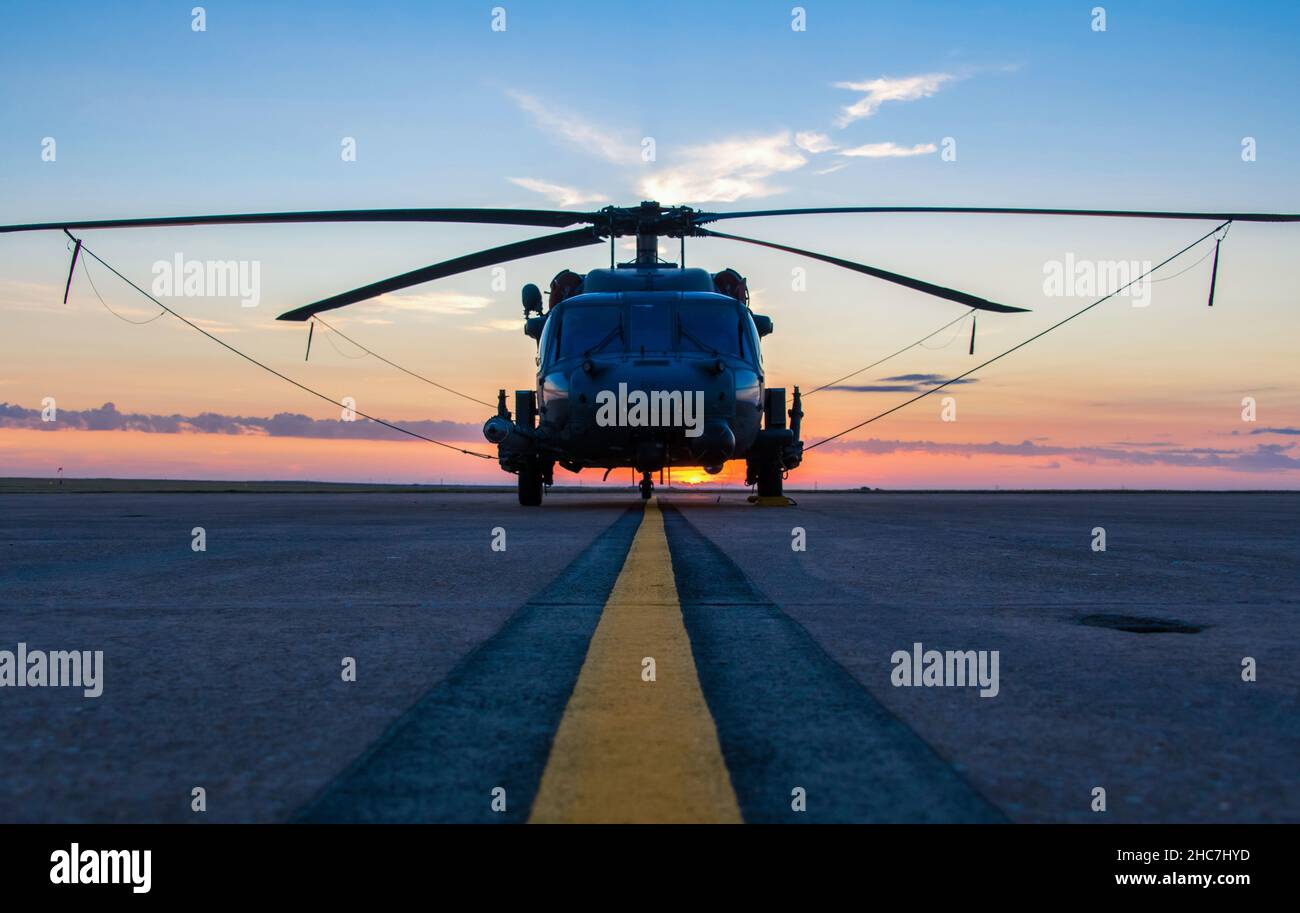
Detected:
left=567, top=362, right=733, bottom=434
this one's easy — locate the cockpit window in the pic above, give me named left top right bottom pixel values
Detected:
left=629, top=301, right=672, bottom=352
left=678, top=301, right=742, bottom=357
left=538, top=311, right=558, bottom=360
left=741, top=311, right=762, bottom=364
left=550, top=297, right=753, bottom=361
left=558, top=305, right=621, bottom=358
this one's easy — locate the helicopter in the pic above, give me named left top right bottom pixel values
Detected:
left=465, top=203, right=1029, bottom=506
left=4, top=200, right=1296, bottom=505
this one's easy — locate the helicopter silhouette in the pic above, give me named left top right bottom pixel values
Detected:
left=5, top=200, right=1296, bottom=504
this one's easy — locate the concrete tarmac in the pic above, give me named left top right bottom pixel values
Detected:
left=0, top=491, right=1295, bottom=822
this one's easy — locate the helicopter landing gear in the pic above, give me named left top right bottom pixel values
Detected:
left=746, top=387, right=801, bottom=506
left=749, top=460, right=795, bottom=505
left=756, top=462, right=784, bottom=499
left=518, top=460, right=544, bottom=506
left=639, top=471, right=654, bottom=500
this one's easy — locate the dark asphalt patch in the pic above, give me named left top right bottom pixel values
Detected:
left=1079, top=614, right=1206, bottom=634
left=661, top=504, right=1006, bottom=823
left=294, top=507, right=642, bottom=823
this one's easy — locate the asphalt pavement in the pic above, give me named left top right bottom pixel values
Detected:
left=1, top=491, right=1294, bottom=822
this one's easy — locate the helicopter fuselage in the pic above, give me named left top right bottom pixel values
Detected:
left=484, top=264, right=803, bottom=501
left=535, top=288, right=764, bottom=474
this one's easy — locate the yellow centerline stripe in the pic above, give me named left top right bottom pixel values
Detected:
left=528, top=499, right=742, bottom=823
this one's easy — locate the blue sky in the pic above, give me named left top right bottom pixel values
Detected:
left=5, top=0, right=1298, bottom=216
left=2, top=0, right=1298, bottom=485
left=3, top=1, right=1297, bottom=304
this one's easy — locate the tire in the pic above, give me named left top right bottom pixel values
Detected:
left=756, top=463, right=784, bottom=498
left=639, top=480, right=653, bottom=500
left=518, top=464, right=544, bottom=506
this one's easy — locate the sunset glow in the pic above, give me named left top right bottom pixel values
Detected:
left=2, top=2, right=1297, bottom=488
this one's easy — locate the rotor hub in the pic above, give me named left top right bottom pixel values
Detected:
left=595, top=201, right=701, bottom=240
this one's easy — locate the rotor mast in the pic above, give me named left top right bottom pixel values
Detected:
left=635, top=229, right=659, bottom=265
left=631, top=200, right=671, bottom=266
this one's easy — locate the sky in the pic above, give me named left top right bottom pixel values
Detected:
left=1, top=0, right=1298, bottom=488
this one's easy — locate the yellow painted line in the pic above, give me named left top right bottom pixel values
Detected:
left=529, top=499, right=742, bottom=823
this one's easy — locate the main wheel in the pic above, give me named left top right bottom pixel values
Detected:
left=756, top=462, right=784, bottom=498
left=639, top=476, right=653, bottom=500
left=518, top=463, right=544, bottom=506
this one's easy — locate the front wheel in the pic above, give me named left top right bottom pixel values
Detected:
left=518, top=463, right=544, bottom=506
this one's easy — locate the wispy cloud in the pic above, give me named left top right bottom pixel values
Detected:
left=795, top=131, right=838, bottom=154
left=506, top=89, right=641, bottom=164
left=639, top=131, right=807, bottom=203
left=830, top=373, right=978, bottom=393
left=839, top=141, right=937, bottom=158
left=187, top=317, right=238, bottom=334
left=883, top=374, right=951, bottom=382
left=506, top=79, right=948, bottom=205
left=467, top=318, right=525, bottom=333
left=508, top=89, right=816, bottom=203
left=366, top=290, right=492, bottom=317
left=833, top=73, right=953, bottom=127
left=507, top=177, right=607, bottom=206
left=1, top=280, right=74, bottom=314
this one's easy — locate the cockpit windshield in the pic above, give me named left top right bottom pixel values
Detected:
left=558, top=305, right=621, bottom=358
left=551, top=297, right=749, bottom=361
left=678, top=301, right=742, bottom=357
left=629, top=301, right=672, bottom=352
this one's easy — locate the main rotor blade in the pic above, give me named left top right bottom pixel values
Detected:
left=0, top=208, right=600, bottom=234
left=697, top=228, right=1029, bottom=314
left=276, top=227, right=603, bottom=322
left=697, top=206, right=1300, bottom=224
